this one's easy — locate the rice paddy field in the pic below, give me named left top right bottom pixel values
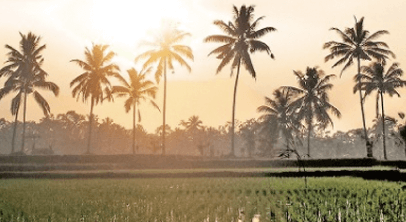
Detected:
left=1, top=177, right=406, bottom=221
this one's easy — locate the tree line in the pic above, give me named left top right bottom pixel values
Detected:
left=0, top=5, right=406, bottom=159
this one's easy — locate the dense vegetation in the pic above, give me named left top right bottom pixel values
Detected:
left=0, top=5, right=406, bottom=159
left=0, top=177, right=405, bottom=221
left=1, top=110, right=406, bottom=159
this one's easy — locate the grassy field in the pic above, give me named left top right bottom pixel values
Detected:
left=1, top=177, right=406, bottom=221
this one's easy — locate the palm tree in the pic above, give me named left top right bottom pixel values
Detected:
left=136, top=21, right=193, bottom=155
left=179, top=115, right=203, bottom=133
left=112, top=67, right=160, bottom=154
left=155, top=124, right=172, bottom=139
left=257, top=88, right=301, bottom=153
left=70, top=44, right=121, bottom=154
left=179, top=115, right=204, bottom=145
left=0, top=32, right=59, bottom=154
left=324, top=16, right=395, bottom=157
left=204, top=5, right=276, bottom=156
left=239, top=118, right=259, bottom=157
left=282, top=67, right=341, bottom=157
left=355, top=62, right=405, bottom=159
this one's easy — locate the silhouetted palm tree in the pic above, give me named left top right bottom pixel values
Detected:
left=257, top=88, right=301, bottom=153
left=282, top=67, right=341, bottom=157
left=70, top=44, right=121, bottom=154
left=179, top=115, right=203, bottom=133
left=0, top=32, right=59, bottom=154
left=239, top=118, right=259, bottom=157
left=204, top=5, right=276, bottom=156
left=136, top=21, right=193, bottom=155
left=155, top=124, right=172, bottom=138
left=180, top=115, right=204, bottom=145
left=355, top=62, right=405, bottom=159
left=324, top=16, right=395, bottom=157
left=112, top=67, right=160, bottom=154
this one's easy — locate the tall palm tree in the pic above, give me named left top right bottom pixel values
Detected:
left=282, top=67, right=341, bottom=157
left=204, top=5, right=276, bottom=156
left=112, top=67, right=160, bottom=154
left=355, top=62, right=405, bottom=159
left=70, top=44, right=121, bottom=154
left=0, top=32, right=59, bottom=154
left=257, top=88, right=301, bottom=153
left=324, top=16, right=395, bottom=157
left=136, top=21, right=193, bottom=155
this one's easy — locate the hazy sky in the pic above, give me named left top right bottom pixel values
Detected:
left=0, top=0, right=405, bottom=134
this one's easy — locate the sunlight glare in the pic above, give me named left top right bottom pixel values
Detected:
left=90, top=0, right=189, bottom=48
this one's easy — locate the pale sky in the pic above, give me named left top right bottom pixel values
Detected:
left=0, top=0, right=405, bottom=133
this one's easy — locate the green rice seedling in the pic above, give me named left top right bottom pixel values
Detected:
left=1, top=177, right=406, bottom=221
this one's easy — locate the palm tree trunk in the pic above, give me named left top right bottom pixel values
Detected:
left=132, top=103, right=136, bottom=155
left=380, top=91, right=387, bottom=160
left=21, top=91, right=27, bottom=153
left=87, top=99, right=94, bottom=154
left=357, top=57, right=372, bottom=157
left=11, top=108, right=19, bottom=154
left=162, top=58, right=167, bottom=155
left=307, top=120, right=312, bottom=157
left=285, top=135, right=290, bottom=158
left=231, top=59, right=241, bottom=157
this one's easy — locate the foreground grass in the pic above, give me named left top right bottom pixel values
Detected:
left=0, top=177, right=405, bottom=221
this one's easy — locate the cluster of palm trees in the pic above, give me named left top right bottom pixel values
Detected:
left=255, top=16, right=406, bottom=159
left=0, top=5, right=405, bottom=159
left=68, top=21, right=193, bottom=155
left=0, top=33, right=59, bottom=154
left=258, top=68, right=341, bottom=158
left=205, top=6, right=405, bottom=159
left=324, top=17, right=406, bottom=159
left=0, top=21, right=193, bottom=155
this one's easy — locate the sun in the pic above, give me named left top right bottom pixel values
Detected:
left=90, top=0, right=189, bottom=48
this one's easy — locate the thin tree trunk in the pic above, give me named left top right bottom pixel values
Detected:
left=132, top=103, right=136, bottom=155
left=11, top=108, right=19, bottom=154
left=162, top=58, right=167, bottom=155
left=87, top=99, right=94, bottom=154
left=357, top=57, right=372, bottom=157
left=21, top=91, right=27, bottom=153
left=380, top=91, right=387, bottom=160
left=307, top=120, right=311, bottom=158
left=286, top=135, right=290, bottom=158
left=231, top=59, right=241, bottom=157
left=404, top=143, right=406, bottom=158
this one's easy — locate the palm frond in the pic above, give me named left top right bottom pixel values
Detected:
left=204, top=35, right=235, bottom=43
left=150, top=100, right=161, bottom=113
left=33, top=91, right=51, bottom=116
left=216, top=49, right=235, bottom=74
left=329, top=27, right=355, bottom=46
left=172, top=45, right=194, bottom=60
left=241, top=50, right=255, bottom=78
left=70, top=72, right=88, bottom=87
left=171, top=32, right=191, bottom=44
left=248, top=40, right=273, bottom=57
left=124, top=97, right=133, bottom=113
left=212, top=20, right=236, bottom=36
left=11, top=92, right=22, bottom=116
left=33, top=81, right=59, bottom=96
left=0, top=85, right=16, bottom=100
left=365, top=30, right=390, bottom=42
left=207, top=43, right=233, bottom=57
left=248, top=27, right=276, bottom=39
